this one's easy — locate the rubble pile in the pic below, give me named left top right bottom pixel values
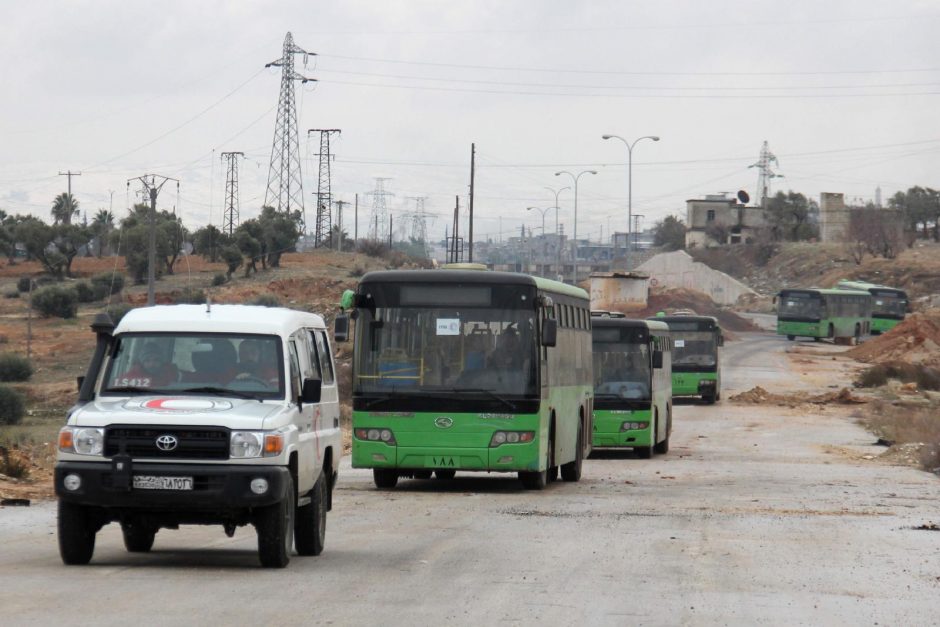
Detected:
left=640, top=288, right=760, bottom=332
left=730, top=385, right=868, bottom=406
left=847, top=309, right=940, bottom=367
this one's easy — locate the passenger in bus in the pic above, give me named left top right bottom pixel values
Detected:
left=490, top=328, right=521, bottom=369
left=118, top=342, right=179, bottom=387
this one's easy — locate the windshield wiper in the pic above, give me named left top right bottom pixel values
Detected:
left=181, top=386, right=263, bottom=401
left=361, top=393, right=402, bottom=409
left=445, top=388, right=517, bottom=411
left=103, top=385, right=153, bottom=395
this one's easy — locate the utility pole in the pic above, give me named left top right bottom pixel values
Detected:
left=468, top=143, right=475, bottom=262
left=264, top=32, right=316, bottom=232
left=334, top=199, right=349, bottom=251
left=367, top=178, right=393, bottom=241
left=308, top=128, right=341, bottom=247
left=633, top=214, right=645, bottom=253
left=128, top=174, right=179, bottom=306
left=58, top=170, right=81, bottom=225
left=749, top=140, right=782, bottom=208
left=354, top=193, right=359, bottom=242
left=388, top=214, right=393, bottom=249
left=220, top=151, right=244, bottom=235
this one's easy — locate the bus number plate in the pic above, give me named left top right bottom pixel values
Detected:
left=133, top=475, right=194, bottom=490
left=426, top=456, right=457, bottom=468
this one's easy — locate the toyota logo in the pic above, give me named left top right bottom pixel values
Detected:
left=155, top=434, right=179, bottom=451
left=434, top=417, right=454, bottom=429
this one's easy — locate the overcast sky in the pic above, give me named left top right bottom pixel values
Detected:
left=2, top=0, right=939, bottom=244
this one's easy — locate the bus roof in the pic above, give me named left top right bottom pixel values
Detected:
left=778, top=287, right=871, bottom=297
left=837, top=280, right=907, bottom=296
left=652, top=314, right=719, bottom=325
left=592, top=317, right=670, bottom=333
left=359, top=269, right=588, bottom=300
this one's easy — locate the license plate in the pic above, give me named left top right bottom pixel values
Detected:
left=426, top=456, right=457, bottom=468
left=133, top=475, right=194, bottom=490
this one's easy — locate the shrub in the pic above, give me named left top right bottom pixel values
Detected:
left=250, top=295, right=281, bottom=308
left=174, top=287, right=206, bottom=304
left=0, top=354, right=33, bottom=382
left=106, top=304, right=134, bottom=325
left=0, top=385, right=25, bottom=426
left=4, top=290, right=19, bottom=299
left=91, top=272, right=124, bottom=296
left=348, top=266, right=365, bottom=278
left=212, top=273, right=227, bottom=287
left=856, top=362, right=940, bottom=391
left=16, top=277, right=35, bottom=293
left=73, top=281, right=96, bottom=303
left=31, top=284, right=78, bottom=319
left=356, top=239, right=388, bottom=258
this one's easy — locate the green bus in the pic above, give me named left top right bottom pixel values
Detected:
left=336, top=269, right=593, bottom=490
left=652, top=315, right=723, bottom=404
left=776, top=288, right=872, bottom=343
left=591, top=317, right=673, bottom=458
left=836, top=280, right=909, bottom=334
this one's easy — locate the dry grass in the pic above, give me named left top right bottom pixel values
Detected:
left=860, top=399, right=940, bottom=471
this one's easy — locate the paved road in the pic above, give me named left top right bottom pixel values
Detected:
left=1, top=333, right=937, bottom=626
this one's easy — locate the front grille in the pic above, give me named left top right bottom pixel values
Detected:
left=105, top=425, right=230, bottom=460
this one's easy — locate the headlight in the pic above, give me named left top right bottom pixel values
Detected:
left=64, top=428, right=104, bottom=456
left=231, top=431, right=264, bottom=458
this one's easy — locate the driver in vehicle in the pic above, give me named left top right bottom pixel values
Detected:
left=235, top=340, right=278, bottom=383
left=489, top=328, right=521, bottom=369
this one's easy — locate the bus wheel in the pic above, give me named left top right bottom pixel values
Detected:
left=828, top=324, right=835, bottom=339
left=434, top=470, right=456, bottom=480
left=637, top=420, right=655, bottom=459
left=786, top=335, right=795, bottom=341
left=373, top=469, right=398, bottom=489
left=654, top=412, right=670, bottom=455
left=560, top=420, right=583, bottom=482
left=520, top=437, right=552, bottom=490
left=853, top=324, right=862, bottom=345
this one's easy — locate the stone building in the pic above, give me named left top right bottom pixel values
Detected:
left=684, top=195, right=769, bottom=248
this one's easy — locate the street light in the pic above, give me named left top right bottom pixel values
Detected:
left=527, top=206, right=555, bottom=277
left=555, top=170, right=597, bottom=283
left=543, top=186, right=570, bottom=279
left=601, top=134, right=660, bottom=269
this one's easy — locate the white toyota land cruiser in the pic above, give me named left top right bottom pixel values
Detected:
left=54, top=304, right=341, bottom=568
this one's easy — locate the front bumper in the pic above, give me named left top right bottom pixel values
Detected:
left=55, top=461, right=289, bottom=510
left=351, top=440, right=541, bottom=472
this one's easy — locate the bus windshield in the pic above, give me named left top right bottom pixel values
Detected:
left=871, top=291, right=907, bottom=318
left=672, top=332, right=717, bottom=368
left=354, top=306, right=538, bottom=398
left=592, top=339, right=650, bottom=402
left=778, top=294, right=822, bottom=320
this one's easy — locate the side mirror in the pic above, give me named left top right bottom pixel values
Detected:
left=300, top=376, right=322, bottom=406
left=541, top=318, right=557, bottom=347
left=334, top=314, right=350, bottom=343
left=717, top=335, right=724, bottom=347
left=772, top=296, right=778, bottom=305
left=76, top=375, right=85, bottom=393
left=652, top=350, right=664, bottom=369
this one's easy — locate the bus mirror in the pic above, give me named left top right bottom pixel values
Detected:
left=652, top=350, right=664, bottom=369
left=772, top=296, right=777, bottom=305
left=334, top=314, right=350, bottom=342
left=340, top=289, right=355, bottom=311
left=541, top=318, right=557, bottom=347
left=717, top=335, right=724, bottom=347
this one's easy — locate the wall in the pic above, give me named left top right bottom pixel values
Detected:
left=636, top=250, right=756, bottom=306
left=589, top=273, right=650, bottom=311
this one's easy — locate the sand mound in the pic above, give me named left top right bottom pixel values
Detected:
left=639, top=288, right=759, bottom=333
left=846, top=309, right=940, bottom=367
left=730, top=385, right=868, bottom=406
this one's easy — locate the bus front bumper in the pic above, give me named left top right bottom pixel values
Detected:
left=352, top=441, right=542, bottom=472
left=592, top=411, right=652, bottom=447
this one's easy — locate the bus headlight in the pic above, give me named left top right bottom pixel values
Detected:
left=699, top=379, right=715, bottom=387
left=355, top=428, right=397, bottom=445
left=489, top=431, right=534, bottom=447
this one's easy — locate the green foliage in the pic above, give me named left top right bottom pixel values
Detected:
left=0, top=385, right=25, bottom=426
left=16, top=277, right=35, bottom=293
left=14, top=217, right=90, bottom=278
left=31, top=284, right=78, bottom=318
left=90, top=272, right=124, bottom=297
left=0, top=353, right=33, bottom=382
left=212, top=273, right=227, bottom=287
left=235, top=228, right=263, bottom=276
left=357, top=239, right=389, bottom=258
left=857, top=362, right=940, bottom=391
left=652, top=216, right=687, bottom=251
left=73, top=281, right=96, bottom=303
left=888, top=186, right=940, bottom=240
left=220, top=245, right=242, bottom=279
left=192, top=225, right=228, bottom=262
left=51, top=192, right=79, bottom=225
left=106, top=303, right=133, bottom=325
left=174, top=287, right=206, bottom=304
left=111, top=204, right=187, bottom=283
left=250, top=294, right=282, bottom=308
left=766, top=191, right=819, bottom=242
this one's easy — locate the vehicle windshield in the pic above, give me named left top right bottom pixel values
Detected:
left=101, top=333, right=284, bottom=399
left=672, top=332, right=717, bottom=368
left=872, top=292, right=908, bottom=318
left=354, top=306, right=538, bottom=398
left=592, top=340, right=650, bottom=402
left=778, top=294, right=822, bottom=320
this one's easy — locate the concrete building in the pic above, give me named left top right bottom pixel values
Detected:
left=684, top=195, right=769, bottom=248
left=589, top=271, right=650, bottom=312
left=819, top=192, right=849, bottom=243
left=636, top=250, right=756, bottom=306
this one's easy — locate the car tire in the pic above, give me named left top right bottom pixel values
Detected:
left=256, top=476, right=294, bottom=568
left=58, top=501, right=97, bottom=565
left=295, top=473, right=327, bottom=557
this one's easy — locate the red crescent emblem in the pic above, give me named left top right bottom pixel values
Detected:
left=144, top=398, right=172, bottom=410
